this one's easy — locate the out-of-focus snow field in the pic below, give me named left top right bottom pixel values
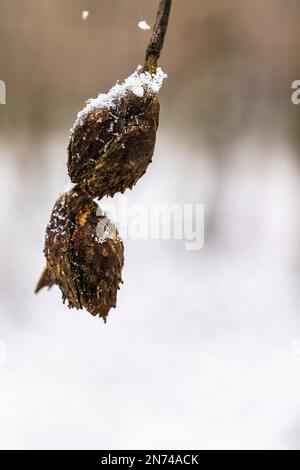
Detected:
left=1, top=132, right=300, bottom=450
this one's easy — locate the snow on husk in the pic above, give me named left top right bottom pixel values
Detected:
left=70, top=66, right=167, bottom=135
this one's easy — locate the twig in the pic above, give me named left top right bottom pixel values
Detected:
left=144, top=0, right=172, bottom=73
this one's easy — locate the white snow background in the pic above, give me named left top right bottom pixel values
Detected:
left=1, top=131, right=300, bottom=450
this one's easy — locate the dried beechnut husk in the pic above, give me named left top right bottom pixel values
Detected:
left=36, top=0, right=172, bottom=320
left=68, top=67, right=165, bottom=200
left=36, top=187, right=124, bottom=322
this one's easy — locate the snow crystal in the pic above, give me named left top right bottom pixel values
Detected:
left=47, top=194, right=68, bottom=242
left=131, top=84, right=144, bottom=97
left=70, top=66, right=167, bottom=135
left=96, top=217, right=117, bottom=243
left=138, top=20, right=151, bottom=31
left=82, top=11, right=89, bottom=21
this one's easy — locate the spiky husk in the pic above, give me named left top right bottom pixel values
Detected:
left=36, top=187, right=124, bottom=320
left=68, top=90, right=160, bottom=199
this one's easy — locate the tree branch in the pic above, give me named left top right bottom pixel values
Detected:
left=144, top=0, right=172, bottom=73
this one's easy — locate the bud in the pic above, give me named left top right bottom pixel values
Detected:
left=68, top=67, right=166, bottom=199
left=36, top=187, right=124, bottom=321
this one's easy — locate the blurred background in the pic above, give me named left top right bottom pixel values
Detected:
left=1, top=0, right=300, bottom=450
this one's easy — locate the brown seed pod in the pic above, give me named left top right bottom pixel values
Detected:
left=36, top=187, right=124, bottom=321
left=36, top=1, right=172, bottom=320
left=67, top=0, right=172, bottom=201
left=68, top=79, right=161, bottom=200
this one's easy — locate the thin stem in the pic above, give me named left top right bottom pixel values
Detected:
left=143, top=0, right=172, bottom=73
